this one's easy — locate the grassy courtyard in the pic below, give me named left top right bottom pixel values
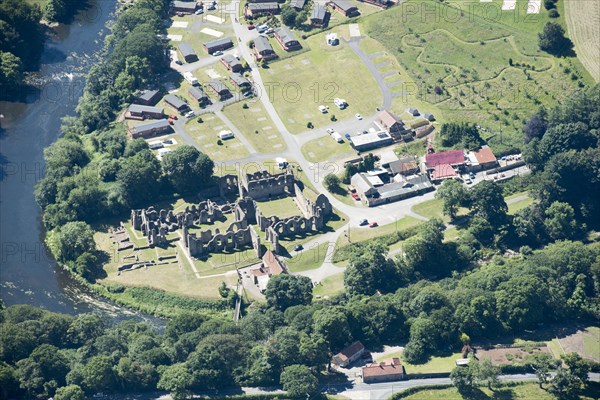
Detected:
left=363, top=0, right=593, bottom=154
left=185, top=113, right=251, bottom=161
left=255, top=197, right=302, bottom=218
left=264, top=30, right=382, bottom=134
left=301, top=135, right=356, bottom=163
left=221, top=101, right=288, bottom=153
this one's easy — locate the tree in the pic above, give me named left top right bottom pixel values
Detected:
left=450, top=364, right=476, bottom=393
left=116, top=149, right=162, bottom=208
left=435, top=179, right=468, bottom=219
left=544, top=201, right=581, bottom=240
left=67, top=313, right=109, bottom=347
left=324, top=174, right=341, bottom=192
left=537, top=122, right=596, bottom=162
left=50, top=221, right=96, bottom=263
left=281, top=6, right=298, bottom=27
left=528, top=352, right=555, bottom=389
left=523, top=107, right=548, bottom=143
left=0, top=50, right=23, bottom=94
left=474, top=358, right=500, bottom=390
left=265, top=275, right=313, bottom=311
left=280, top=365, right=319, bottom=399
left=157, top=363, right=193, bottom=400
left=312, top=307, right=352, bottom=351
left=402, top=219, right=448, bottom=276
left=54, top=385, right=85, bottom=400
left=77, top=356, right=116, bottom=394
left=162, top=145, right=214, bottom=194
left=114, top=358, right=158, bottom=392
left=16, top=344, right=69, bottom=398
left=469, top=180, right=508, bottom=227
left=538, top=22, right=573, bottom=55
left=344, top=242, right=398, bottom=295
left=439, top=122, right=482, bottom=150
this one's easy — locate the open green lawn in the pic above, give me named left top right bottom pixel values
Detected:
left=185, top=113, right=251, bottom=161
left=395, top=139, right=430, bottom=158
left=264, top=30, right=382, bottom=134
left=363, top=0, right=592, bottom=154
left=287, top=242, right=330, bottom=273
left=396, top=382, right=599, bottom=400
left=375, top=351, right=463, bottom=374
left=337, top=216, right=423, bottom=247
left=221, top=101, right=287, bottom=153
left=583, top=326, right=600, bottom=361
left=301, top=135, right=356, bottom=163
left=313, top=272, right=345, bottom=298
left=255, top=197, right=303, bottom=218
left=508, top=197, right=535, bottom=214
left=411, top=198, right=468, bottom=224
left=167, top=14, right=234, bottom=62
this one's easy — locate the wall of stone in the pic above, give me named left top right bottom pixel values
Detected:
left=239, top=170, right=295, bottom=200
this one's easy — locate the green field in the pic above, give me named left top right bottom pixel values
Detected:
left=167, top=14, right=234, bottom=62
left=376, top=351, right=463, bottom=374
left=411, top=198, right=469, bottom=224
left=301, top=135, right=356, bottom=163
left=221, top=101, right=288, bottom=153
left=185, top=113, right=251, bottom=161
left=313, top=272, right=345, bottom=298
left=255, top=197, right=303, bottom=218
left=395, top=382, right=599, bottom=400
left=363, top=0, right=592, bottom=154
left=264, top=30, right=382, bottom=134
left=583, top=326, right=600, bottom=361
left=287, top=242, right=330, bottom=273
left=508, top=197, right=534, bottom=214
left=337, top=216, right=423, bottom=247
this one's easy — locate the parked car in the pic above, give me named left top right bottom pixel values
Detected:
left=344, top=133, right=351, bottom=140
left=351, top=193, right=360, bottom=200
left=213, top=50, right=223, bottom=56
left=294, top=244, right=304, bottom=252
left=355, top=113, right=362, bottom=120
left=347, top=185, right=356, bottom=193
left=359, top=219, right=368, bottom=226
left=465, top=178, right=472, bottom=184
left=326, top=128, right=334, bottom=134
left=265, top=27, right=274, bottom=34
left=185, top=111, right=195, bottom=118
left=369, top=221, right=378, bottom=228
left=176, top=11, right=184, bottom=17
left=469, top=172, right=476, bottom=179
left=247, top=24, right=255, bottom=30
left=168, top=118, right=174, bottom=125
left=194, top=9, right=204, bottom=14
left=207, top=4, right=216, bottom=10
left=175, top=60, right=183, bottom=65
left=169, top=114, right=178, bottom=120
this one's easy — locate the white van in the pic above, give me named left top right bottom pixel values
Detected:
left=276, top=157, right=288, bottom=169
left=184, top=71, right=198, bottom=86
left=319, top=105, right=328, bottom=113
left=218, top=130, right=234, bottom=140
left=332, top=132, right=343, bottom=143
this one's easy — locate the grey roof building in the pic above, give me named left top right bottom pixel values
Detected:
left=128, top=104, right=164, bottom=118
left=133, top=89, right=161, bottom=106
left=221, top=54, right=243, bottom=72
left=229, top=73, right=251, bottom=89
left=290, top=0, right=306, bottom=9
left=351, top=173, right=433, bottom=207
left=164, top=94, right=189, bottom=111
left=128, top=119, right=172, bottom=139
left=254, top=36, right=277, bottom=60
left=208, top=80, right=232, bottom=99
left=178, top=43, right=198, bottom=63
left=172, top=1, right=199, bottom=12
left=274, top=26, right=302, bottom=51
left=188, top=87, right=209, bottom=103
left=311, top=4, right=328, bottom=26
left=203, top=37, right=234, bottom=54
left=349, top=131, right=393, bottom=151
left=245, top=2, right=280, bottom=16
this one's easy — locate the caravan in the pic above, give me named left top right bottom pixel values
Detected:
left=183, top=71, right=199, bottom=86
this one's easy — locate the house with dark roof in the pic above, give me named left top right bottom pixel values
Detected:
left=126, top=104, right=164, bottom=120
left=128, top=119, right=172, bottom=139
left=188, top=87, right=209, bottom=105
left=203, top=37, right=233, bottom=54
left=290, top=0, right=306, bottom=9
left=274, top=26, right=302, bottom=51
left=221, top=54, right=243, bottom=72
left=164, top=94, right=189, bottom=112
left=327, top=0, right=359, bottom=17
left=332, top=341, right=365, bottom=367
left=310, top=4, right=329, bottom=27
left=352, top=172, right=433, bottom=207
left=245, top=2, right=280, bottom=17
left=415, top=125, right=434, bottom=138
left=229, top=73, right=251, bottom=91
left=172, top=1, right=199, bottom=13
left=423, top=112, right=435, bottom=121
left=178, top=43, right=198, bottom=63
left=254, top=36, right=278, bottom=61
left=406, top=107, right=419, bottom=116
left=133, top=89, right=161, bottom=106
left=388, top=156, right=420, bottom=176
left=362, top=358, right=404, bottom=383
left=208, top=80, right=232, bottom=100
left=377, top=110, right=406, bottom=139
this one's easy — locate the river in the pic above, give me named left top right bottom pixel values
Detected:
left=0, top=0, right=159, bottom=323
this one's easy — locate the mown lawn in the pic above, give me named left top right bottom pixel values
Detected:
left=301, top=135, right=356, bottom=163
left=287, top=242, right=330, bottom=273
left=264, top=30, right=382, bottom=134
left=313, top=272, right=345, bottom=298
left=337, top=216, right=423, bottom=247
left=363, top=0, right=591, bottom=154
left=256, top=197, right=303, bottom=218
left=185, top=113, right=251, bottom=161
left=375, top=351, right=463, bottom=374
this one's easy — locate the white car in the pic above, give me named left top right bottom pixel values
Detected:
left=355, top=113, right=362, bottom=120
left=194, top=9, right=203, bottom=14
left=326, top=128, right=334, bottom=134
left=213, top=50, right=223, bottom=56
left=185, top=111, right=195, bottom=118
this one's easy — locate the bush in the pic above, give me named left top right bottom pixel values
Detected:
left=549, top=9, right=559, bottom=17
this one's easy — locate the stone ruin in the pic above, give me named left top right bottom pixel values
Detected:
left=238, top=169, right=295, bottom=201
left=110, top=223, right=133, bottom=251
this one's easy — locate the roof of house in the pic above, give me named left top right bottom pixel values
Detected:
left=247, top=2, right=279, bottom=10
left=208, top=80, right=230, bottom=93
left=188, top=86, right=207, bottom=99
left=164, top=94, right=188, bottom=109
left=255, top=35, right=274, bottom=53
left=473, top=146, right=497, bottom=164
left=290, top=0, right=306, bottom=8
left=425, top=149, right=464, bottom=168
left=178, top=43, right=196, bottom=57
left=311, top=3, right=327, bottom=19
left=222, top=54, right=241, bottom=67
left=431, top=164, right=457, bottom=180
left=377, top=175, right=432, bottom=199
left=274, top=26, right=298, bottom=44
left=329, top=0, right=357, bottom=11
left=128, top=104, right=163, bottom=114
left=136, top=89, right=160, bottom=102
left=230, top=72, right=250, bottom=87
left=335, top=341, right=365, bottom=362
left=378, top=110, right=402, bottom=126
left=388, top=158, right=419, bottom=175
left=351, top=173, right=374, bottom=195
left=129, top=119, right=170, bottom=134
left=363, top=358, right=403, bottom=379
left=378, top=149, right=399, bottom=166
left=173, top=1, right=198, bottom=10
left=407, top=107, right=419, bottom=114
left=204, top=37, right=233, bottom=49
left=262, top=250, right=285, bottom=275
left=423, top=112, right=435, bottom=120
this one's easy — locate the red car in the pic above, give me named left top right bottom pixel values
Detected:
left=169, top=114, right=178, bottom=120
left=247, top=24, right=255, bottom=30
left=351, top=193, right=360, bottom=200
left=168, top=118, right=174, bottom=125
left=369, top=222, right=378, bottom=228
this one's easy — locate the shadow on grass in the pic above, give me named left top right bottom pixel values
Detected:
left=458, top=387, right=516, bottom=400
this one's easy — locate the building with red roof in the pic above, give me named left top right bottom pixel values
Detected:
left=430, top=164, right=458, bottom=182
left=362, top=358, right=404, bottom=383
left=425, top=149, right=465, bottom=169
left=332, top=341, right=365, bottom=367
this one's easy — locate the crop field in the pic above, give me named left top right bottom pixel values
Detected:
left=564, top=0, right=600, bottom=82
left=363, top=0, right=592, bottom=153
